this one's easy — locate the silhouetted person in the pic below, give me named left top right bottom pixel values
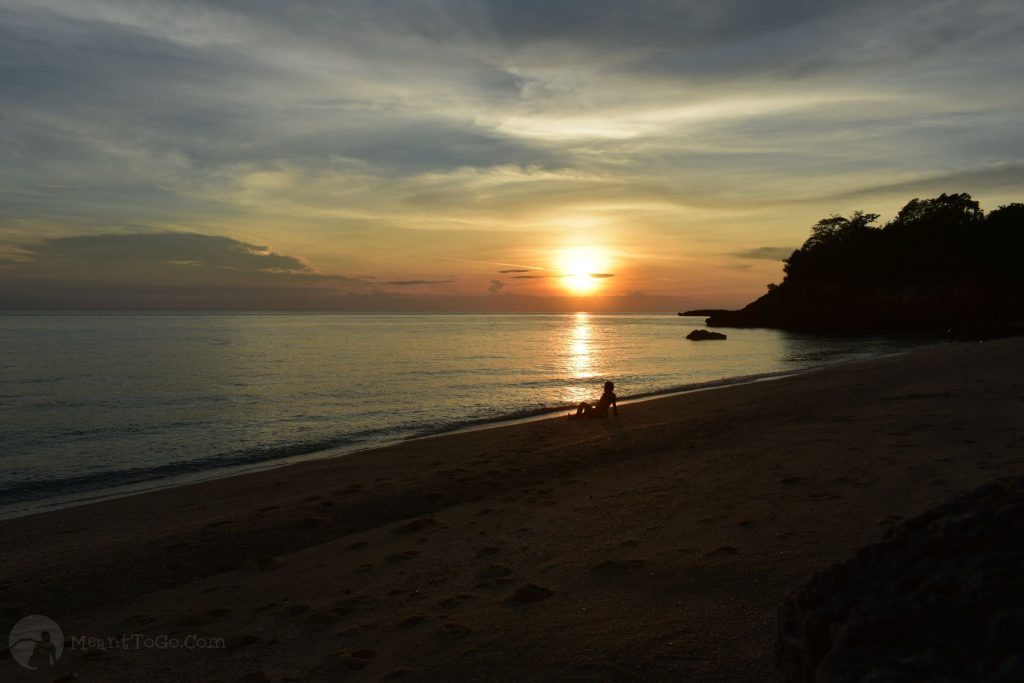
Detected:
left=571, top=381, right=618, bottom=418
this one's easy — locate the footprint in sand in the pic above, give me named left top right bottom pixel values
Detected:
left=878, top=514, right=903, bottom=527
left=391, top=518, right=438, bottom=534
left=283, top=604, right=310, bottom=617
left=291, top=516, right=332, bottom=530
left=205, top=519, right=233, bottom=529
left=443, top=623, right=473, bottom=639
left=383, top=668, right=417, bottom=679
left=225, top=633, right=260, bottom=652
left=705, top=545, right=739, bottom=558
left=320, top=648, right=377, bottom=673
left=163, top=541, right=192, bottom=552
left=505, top=584, right=553, bottom=604
left=333, top=595, right=378, bottom=616
left=387, top=550, right=420, bottom=563
left=589, top=559, right=645, bottom=574
left=176, top=607, right=230, bottom=626
left=336, top=623, right=379, bottom=638
left=398, top=614, right=430, bottom=628
left=475, top=565, right=512, bottom=580
left=305, top=609, right=339, bottom=626
left=475, top=565, right=514, bottom=589
left=437, top=593, right=476, bottom=609
left=249, top=557, right=281, bottom=571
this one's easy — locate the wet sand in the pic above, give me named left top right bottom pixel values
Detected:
left=2, top=338, right=1023, bottom=682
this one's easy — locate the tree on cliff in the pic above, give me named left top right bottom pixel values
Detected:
left=782, top=211, right=881, bottom=286
left=705, top=193, right=1024, bottom=333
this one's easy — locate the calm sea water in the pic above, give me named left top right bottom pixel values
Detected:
left=0, top=313, right=935, bottom=517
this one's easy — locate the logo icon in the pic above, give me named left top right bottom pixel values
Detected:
left=8, top=615, right=64, bottom=670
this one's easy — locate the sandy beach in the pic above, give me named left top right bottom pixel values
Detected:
left=3, top=338, right=1023, bottom=682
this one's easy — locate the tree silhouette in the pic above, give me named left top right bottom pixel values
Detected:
left=706, top=193, right=1023, bottom=336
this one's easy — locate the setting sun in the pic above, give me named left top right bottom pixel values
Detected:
left=557, top=247, right=610, bottom=295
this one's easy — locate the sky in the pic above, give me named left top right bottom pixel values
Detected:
left=1, top=0, right=1022, bottom=311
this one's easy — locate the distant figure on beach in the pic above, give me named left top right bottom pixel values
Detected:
left=571, top=381, right=618, bottom=418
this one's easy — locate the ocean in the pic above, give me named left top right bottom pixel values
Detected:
left=0, top=312, right=935, bottom=518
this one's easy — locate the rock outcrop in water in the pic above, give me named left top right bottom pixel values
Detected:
left=704, top=194, right=1024, bottom=335
left=686, top=329, right=727, bottom=341
left=776, top=475, right=1024, bottom=682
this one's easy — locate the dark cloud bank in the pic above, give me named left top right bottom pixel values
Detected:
left=0, top=232, right=677, bottom=311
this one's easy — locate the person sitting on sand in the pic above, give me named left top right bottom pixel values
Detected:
left=571, top=381, right=618, bottom=418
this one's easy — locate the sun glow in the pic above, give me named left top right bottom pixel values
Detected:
left=557, top=246, right=610, bottom=295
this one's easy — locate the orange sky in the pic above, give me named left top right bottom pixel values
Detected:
left=1, top=1, right=1022, bottom=311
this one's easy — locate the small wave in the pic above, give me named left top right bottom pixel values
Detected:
left=0, top=428, right=397, bottom=507
left=401, top=370, right=808, bottom=441
left=404, top=405, right=567, bottom=439
left=0, top=349, right=922, bottom=516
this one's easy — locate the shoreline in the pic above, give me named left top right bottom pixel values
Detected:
left=0, top=367, right=811, bottom=521
left=2, top=338, right=1019, bottom=681
left=0, top=347, right=925, bottom=521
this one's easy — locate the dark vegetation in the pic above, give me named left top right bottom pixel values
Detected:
left=706, top=194, right=1024, bottom=336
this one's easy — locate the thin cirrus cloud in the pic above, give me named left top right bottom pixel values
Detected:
left=0, top=0, right=1022, bottom=309
left=511, top=273, right=615, bottom=279
left=379, top=279, right=457, bottom=286
left=732, top=247, right=797, bottom=261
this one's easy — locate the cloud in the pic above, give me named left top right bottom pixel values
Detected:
left=1, top=0, right=1022, bottom=309
left=732, top=246, right=795, bottom=261
left=0, top=231, right=377, bottom=308
left=511, top=272, right=614, bottom=279
left=25, top=232, right=312, bottom=272
left=498, top=268, right=535, bottom=273
left=379, top=279, right=456, bottom=286
left=487, top=279, right=506, bottom=293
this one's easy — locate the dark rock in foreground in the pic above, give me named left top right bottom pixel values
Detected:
left=776, top=475, right=1024, bottom=683
left=686, top=329, right=727, bottom=341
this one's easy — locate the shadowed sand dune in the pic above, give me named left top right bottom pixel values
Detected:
left=2, top=338, right=1023, bottom=681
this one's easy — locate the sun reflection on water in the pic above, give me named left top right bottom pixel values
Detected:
left=564, top=312, right=597, bottom=404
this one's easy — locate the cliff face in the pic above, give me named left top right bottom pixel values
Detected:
left=706, top=282, right=1019, bottom=335
left=706, top=195, right=1024, bottom=336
